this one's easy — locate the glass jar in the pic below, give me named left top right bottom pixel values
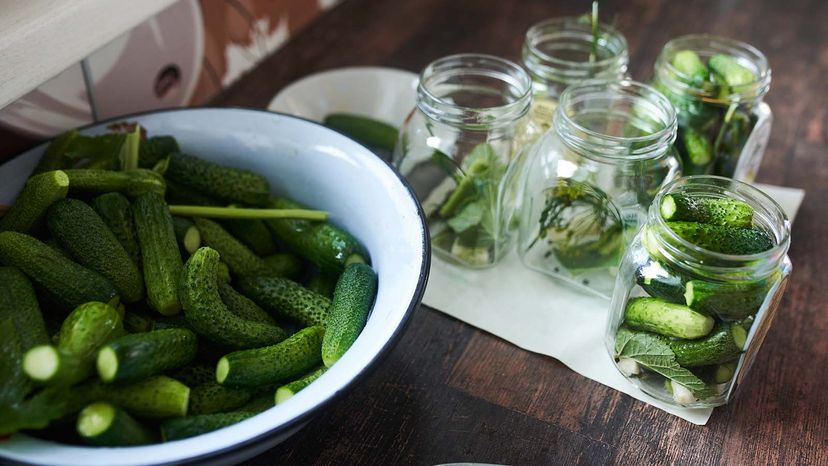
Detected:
left=392, top=54, right=533, bottom=268
left=521, top=17, right=628, bottom=135
left=605, top=176, right=792, bottom=408
left=653, top=34, right=772, bottom=181
left=516, top=79, right=681, bottom=297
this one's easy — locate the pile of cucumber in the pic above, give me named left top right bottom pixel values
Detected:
left=0, top=126, right=378, bottom=446
left=614, top=193, right=774, bottom=405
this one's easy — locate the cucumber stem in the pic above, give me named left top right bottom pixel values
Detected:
left=168, top=205, right=328, bottom=221
left=120, top=126, right=141, bottom=171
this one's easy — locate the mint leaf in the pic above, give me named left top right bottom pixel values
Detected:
left=446, top=201, right=484, bottom=233
left=615, top=326, right=710, bottom=397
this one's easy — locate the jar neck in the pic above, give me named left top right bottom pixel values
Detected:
left=416, top=54, right=532, bottom=130
left=645, top=176, right=790, bottom=280
left=654, top=34, right=771, bottom=105
left=522, top=17, right=628, bottom=99
left=552, top=79, right=677, bottom=162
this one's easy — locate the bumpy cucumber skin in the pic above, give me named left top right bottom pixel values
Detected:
left=92, top=193, right=142, bottom=267
left=133, top=192, right=183, bottom=315
left=680, top=127, right=713, bottom=170
left=218, top=326, right=324, bottom=388
left=165, top=153, right=270, bottom=206
left=323, top=113, right=398, bottom=152
left=194, top=217, right=266, bottom=275
left=222, top=216, right=278, bottom=257
left=661, top=194, right=753, bottom=228
left=237, top=275, right=330, bottom=327
left=321, top=263, right=378, bottom=367
left=262, top=253, right=304, bottom=280
left=266, top=197, right=368, bottom=274
left=48, top=199, right=145, bottom=303
left=0, top=319, right=31, bottom=408
left=180, top=247, right=288, bottom=349
left=634, top=259, right=686, bottom=304
left=100, top=375, right=190, bottom=419
left=0, top=267, right=49, bottom=349
left=99, top=328, right=197, bottom=383
left=138, top=136, right=180, bottom=169
left=164, top=179, right=220, bottom=206
left=77, top=402, right=157, bottom=446
left=685, top=279, right=768, bottom=320
left=0, top=231, right=118, bottom=310
left=217, top=281, right=277, bottom=326
left=667, top=324, right=744, bottom=367
left=64, top=169, right=166, bottom=197
left=275, top=366, right=326, bottom=404
left=306, top=271, right=338, bottom=298
left=624, top=297, right=714, bottom=339
left=0, top=170, right=69, bottom=233
left=667, top=221, right=774, bottom=255
left=33, top=130, right=78, bottom=174
left=171, top=364, right=216, bottom=387
left=188, top=382, right=251, bottom=415
left=236, top=393, right=274, bottom=414
left=161, top=412, right=254, bottom=441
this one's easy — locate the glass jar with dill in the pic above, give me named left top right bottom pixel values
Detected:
left=392, top=54, right=533, bottom=268
left=652, top=34, right=772, bottom=181
left=515, top=79, right=681, bottom=297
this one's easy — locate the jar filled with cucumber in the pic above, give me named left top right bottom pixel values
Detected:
left=393, top=54, right=534, bottom=268
left=0, top=125, right=378, bottom=445
left=515, top=79, right=682, bottom=297
left=652, top=34, right=772, bottom=181
left=606, top=176, right=791, bottom=407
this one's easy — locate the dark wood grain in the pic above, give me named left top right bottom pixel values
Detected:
left=214, top=0, right=828, bottom=464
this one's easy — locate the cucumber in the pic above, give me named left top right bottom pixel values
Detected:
left=306, top=271, right=338, bottom=298
left=713, top=361, right=737, bottom=383
left=323, top=113, right=399, bottom=152
left=161, top=412, right=254, bottom=441
left=165, top=179, right=220, bottom=206
left=709, top=54, right=756, bottom=87
left=0, top=232, right=118, bottom=310
left=171, top=364, right=215, bottom=387
left=194, top=217, right=266, bottom=275
left=0, top=170, right=69, bottom=233
left=660, top=194, right=753, bottom=228
left=266, top=197, right=368, bottom=274
left=237, top=275, right=330, bottom=327
left=684, top=279, right=768, bottom=320
left=236, top=393, right=274, bottom=414
left=76, top=402, right=157, bottom=446
left=0, top=319, right=31, bottom=407
left=669, top=323, right=746, bottom=367
left=671, top=50, right=709, bottom=84
left=138, top=135, right=180, bottom=169
left=0, top=267, right=49, bottom=349
left=92, top=192, right=142, bottom=267
left=188, top=382, right=251, bottom=415
left=33, top=130, right=79, bottom=174
left=172, top=216, right=201, bottom=254
left=275, top=366, right=326, bottom=404
left=133, top=192, right=183, bottom=315
left=217, top=280, right=277, bottom=326
left=222, top=214, right=278, bottom=256
left=97, top=328, right=198, bottom=383
left=680, top=126, right=713, bottom=170
left=100, top=375, right=190, bottom=419
left=47, top=199, right=145, bottom=303
left=321, top=263, right=377, bottom=367
left=263, top=252, right=303, bottom=280
left=634, top=259, right=685, bottom=304
left=666, top=221, right=774, bottom=255
left=623, top=297, right=714, bottom=339
left=217, top=261, right=231, bottom=283
left=179, top=247, right=288, bottom=349
left=23, top=301, right=124, bottom=386
left=216, top=326, right=324, bottom=387
left=63, top=169, right=166, bottom=197
left=164, top=153, right=270, bottom=206
left=123, top=309, right=154, bottom=333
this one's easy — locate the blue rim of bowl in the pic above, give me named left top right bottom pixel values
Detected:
left=0, top=106, right=431, bottom=466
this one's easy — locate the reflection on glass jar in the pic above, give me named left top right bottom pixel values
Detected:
left=652, top=34, right=772, bottom=181
left=393, top=54, right=532, bottom=268
left=516, top=79, right=681, bottom=296
left=521, top=17, right=628, bottom=136
left=605, top=176, right=791, bottom=408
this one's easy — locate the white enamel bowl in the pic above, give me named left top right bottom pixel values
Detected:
left=0, top=108, right=429, bottom=466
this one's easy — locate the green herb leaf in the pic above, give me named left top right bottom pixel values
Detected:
left=446, top=200, right=484, bottom=233
left=431, top=150, right=463, bottom=179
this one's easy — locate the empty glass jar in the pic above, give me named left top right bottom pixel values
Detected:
left=516, top=79, right=681, bottom=296
left=521, top=17, right=628, bottom=135
left=652, top=34, right=772, bottom=181
left=393, top=54, right=533, bottom=268
left=605, top=176, right=792, bottom=407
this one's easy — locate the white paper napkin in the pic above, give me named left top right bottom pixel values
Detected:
left=423, top=184, right=805, bottom=425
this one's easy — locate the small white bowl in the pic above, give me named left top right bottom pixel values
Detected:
left=0, top=108, right=429, bottom=466
left=268, top=67, right=418, bottom=127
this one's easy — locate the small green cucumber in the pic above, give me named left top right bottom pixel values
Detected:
left=0, top=266, right=49, bottom=350
left=217, top=280, right=277, bottom=326
left=680, top=126, right=713, bottom=170
left=164, top=153, right=270, bottom=206
left=660, top=194, right=753, bottom=228
left=0, top=170, right=69, bottom=233
left=179, top=247, right=288, bottom=349
left=171, top=364, right=216, bottom=387
left=172, top=216, right=201, bottom=255
left=0, top=319, right=31, bottom=407
left=92, top=192, right=142, bottom=267
left=222, top=213, right=278, bottom=256
left=216, top=326, right=324, bottom=388
left=97, top=328, right=198, bottom=383
left=684, top=279, right=769, bottom=320
left=237, top=275, right=330, bottom=327
left=671, top=50, right=709, bottom=84
left=161, top=412, right=254, bottom=441
left=33, top=130, right=79, bottom=174
left=48, top=198, right=145, bottom=303
left=0, top=231, right=118, bottom=310
left=188, top=382, right=251, bottom=415
left=321, top=263, right=378, bottom=367
left=666, top=221, right=774, bottom=255
left=668, top=323, right=746, bottom=367
left=275, top=366, right=326, bottom=404
left=194, top=217, right=266, bottom=275
left=138, top=135, right=180, bottom=169
left=262, top=253, right=303, bottom=280
left=100, top=375, right=190, bottom=419
left=709, top=54, right=756, bottom=87
left=306, top=271, right=338, bottom=298
left=323, top=113, right=399, bottom=152
left=64, top=168, right=166, bottom=197
left=164, top=178, right=220, bottom=206
left=634, top=259, right=685, bottom=304
left=76, top=402, right=157, bottom=446
left=133, top=192, right=183, bottom=315
left=236, top=393, right=274, bottom=414
left=623, top=297, right=714, bottom=339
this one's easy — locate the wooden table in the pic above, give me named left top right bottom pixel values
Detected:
left=215, top=0, right=828, bottom=464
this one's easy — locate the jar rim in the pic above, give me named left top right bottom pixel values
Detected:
left=417, top=53, right=532, bottom=129
left=523, top=17, right=629, bottom=73
left=655, top=34, right=771, bottom=104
